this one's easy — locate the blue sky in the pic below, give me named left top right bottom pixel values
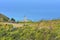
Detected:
left=0, top=0, right=60, bottom=21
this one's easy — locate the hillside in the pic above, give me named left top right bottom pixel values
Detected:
left=0, top=13, right=9, bottom=22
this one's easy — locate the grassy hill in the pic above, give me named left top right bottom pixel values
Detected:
left=0, top=13, right=9, bottom=22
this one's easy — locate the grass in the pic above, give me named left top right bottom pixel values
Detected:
left=0, top=19, right=60, bottom=40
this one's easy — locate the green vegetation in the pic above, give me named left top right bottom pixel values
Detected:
left=10, top=18, right=15, bottom=23
left=0, top=13, right=16, bottom=22
left=0, top=13, right=9, bottom=22
left=0, top=20, right=60, bottom=40
left=0, top=13, right=60, bottom=40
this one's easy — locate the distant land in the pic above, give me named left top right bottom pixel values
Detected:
left=0, top=13, right=33, bottom=23
left=0, top=13, right=60, bottom=22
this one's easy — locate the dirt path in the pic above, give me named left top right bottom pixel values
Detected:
left=0, top=22, right=24, bottom=27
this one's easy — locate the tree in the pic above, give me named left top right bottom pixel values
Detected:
left=11, top=18, right=15, bottom=23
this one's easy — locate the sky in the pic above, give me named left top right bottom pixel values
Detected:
left=0, top=0, right=60, bottom=21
